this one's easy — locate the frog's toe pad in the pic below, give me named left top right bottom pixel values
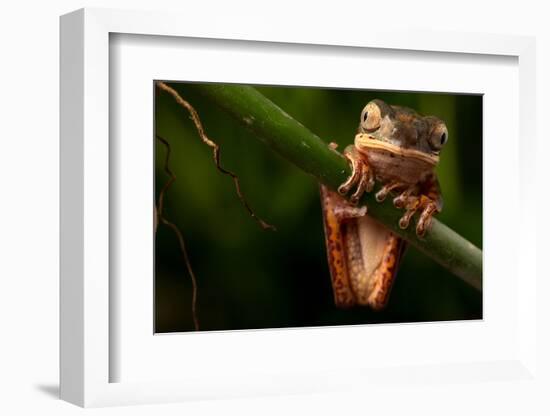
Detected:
left=416, top=203, right=438, bottom=237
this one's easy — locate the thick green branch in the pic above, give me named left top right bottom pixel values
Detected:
left=169, top=82, right=482, bottom=291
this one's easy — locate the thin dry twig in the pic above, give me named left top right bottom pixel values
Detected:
left=156, top=134, right=200, bottom=331
left=156, top=81, right=276, bottom=231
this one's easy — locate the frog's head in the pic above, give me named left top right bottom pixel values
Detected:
left=355, top=99, right=448, bottom=168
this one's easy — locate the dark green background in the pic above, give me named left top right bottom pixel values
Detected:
left=155, top=83, right=482, bottom=333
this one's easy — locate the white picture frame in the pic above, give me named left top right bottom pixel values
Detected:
left=60, top=7, right=538, bottom=408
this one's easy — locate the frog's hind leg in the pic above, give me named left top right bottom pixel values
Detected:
left=365, top=230, right=407, bottom=310
left=349, top=215, right=407, bottom=309
left=320, top=185, right=361, bottom=308
left=321, top=184, right=407, bottom=310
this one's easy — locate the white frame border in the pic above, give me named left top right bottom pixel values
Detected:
left=60, top=7, right=537, bottom=407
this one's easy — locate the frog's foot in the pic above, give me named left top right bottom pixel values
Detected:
left=337, top=145, right=375, bottom=205
left=395, top=193, right=438, bottom=237
left=375, top=181, right=408, bottom=203
left=333, top=204, right=368, bottom=220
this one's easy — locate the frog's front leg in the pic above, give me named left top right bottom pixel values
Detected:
left=337, top=145, right=375, bottom=204
left=393, top=173, right=443, bottom=237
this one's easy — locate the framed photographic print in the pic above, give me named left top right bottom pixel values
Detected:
left=60, top=7, right=539, bottom=409
left=153, top=81, right=482, bottom=333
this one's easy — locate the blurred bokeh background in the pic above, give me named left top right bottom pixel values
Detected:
left=154, top=82, right=482, bottom=333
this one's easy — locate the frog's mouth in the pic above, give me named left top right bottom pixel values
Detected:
left=355, top=133, right=439, bottom=166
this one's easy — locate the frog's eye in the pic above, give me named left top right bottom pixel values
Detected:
left=360, top=102, right=382, bottom=132
left=440, top=131, right=448, bottom=146
left=429, top=124, right=448, bottom=150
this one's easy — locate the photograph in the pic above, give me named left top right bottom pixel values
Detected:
left=154, top=81, right=483, bottom=333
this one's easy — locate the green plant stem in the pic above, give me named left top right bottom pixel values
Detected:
left=170, top=82, right=482, bottom=291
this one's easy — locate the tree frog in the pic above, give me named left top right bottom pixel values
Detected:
left=320, top=99, right=448, bottom=309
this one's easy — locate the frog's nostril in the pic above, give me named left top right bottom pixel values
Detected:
left=440, top=132, right=447, bottom=145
